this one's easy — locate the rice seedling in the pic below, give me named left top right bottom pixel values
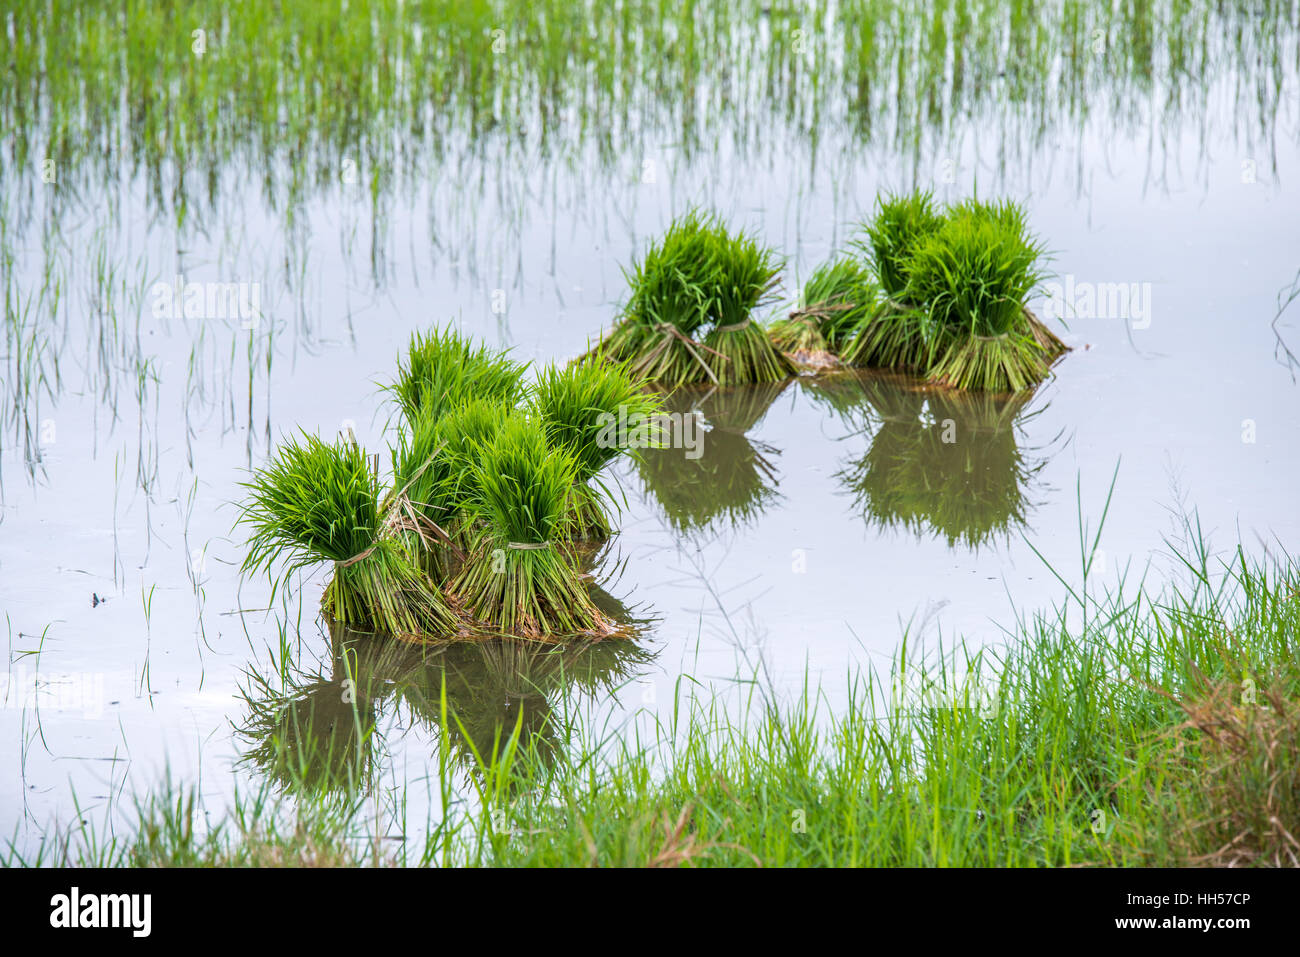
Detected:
left=238, top=432, right=458, bottom=637
left=388, top=326, right=527, bottom=425
left=532, top=361, right=664, bottom=540
left=858, top=189, right=946, bottom=299
left=769, top=258, right=881, bottom=365
left=388, top=404, right=469, bottom=581
left=450, top=413, right=611, bottom=639
left=908, top=202, right=1051, bottom=392
left=844, top=192, right=1063, bottom=392
left=696, top=227, right=792, bottom=385
left=586, top=211, right=792, bottom=387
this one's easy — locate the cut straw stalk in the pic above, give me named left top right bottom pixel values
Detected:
left=452, top=536, right=610, bottom=639
left=702, top=319, right=793, bottom=385
left=1023, top=305, right=1069, bottom=358
left=768, top=312, right=829, bottom=355
left=627, top=322, right=727, bottom=388
left=842, top=299, right=934, bottom=371
left=324, top=539, right=458, bottom=636
left=927, top=331, right=1048, bottom=394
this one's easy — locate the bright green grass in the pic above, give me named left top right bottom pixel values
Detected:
left=23, top=494, right=1299, bottom=867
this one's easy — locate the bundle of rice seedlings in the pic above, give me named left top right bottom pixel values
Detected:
left=388, top=404, right=468, bottom=581
left=532, top=361, right=664, bottom=540
left=389, top=325, right=527, bottom=424
left=858, top=189, right=946, bottom=299
left=907, top=201, right=1051, bottom=392
left=450, top=413, right=611, bottom=639
left=770, top=258, right=882, bottom=367
left=841, top=192, right=947, bottom=371
left=426, top=397, right=515, bottom=550
left=239, top=433, right=458, bottom=637
left=588, top=211, right=792, bottom=387
left=612, top=210, right=730, bottom=387
left=697, top=227, right=793, bottom=385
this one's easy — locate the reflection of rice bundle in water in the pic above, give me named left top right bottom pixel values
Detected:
left=635, top=381, right=788, bottom=534
left=237, top=620, right=656, bottom=795
left=839, top=376, right=1044, bottom=549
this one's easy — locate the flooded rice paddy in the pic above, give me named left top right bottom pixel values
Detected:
left=1, top=1, right=1298, bottom=855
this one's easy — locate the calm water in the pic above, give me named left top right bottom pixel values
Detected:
left=2, top=16, right=1299, bottom=854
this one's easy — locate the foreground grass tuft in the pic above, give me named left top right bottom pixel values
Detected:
left=15, top=517, right=1299, bottom=867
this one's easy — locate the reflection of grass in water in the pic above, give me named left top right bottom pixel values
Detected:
left=236, top=618, right=656, bottom=799
left=634, top=381, right=788, bottom=535
left=837, top=375, right=1048, bottom=550
left=5, top=2, right=1292, bottom=223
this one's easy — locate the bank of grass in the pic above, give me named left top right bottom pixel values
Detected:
left=10, top=521, right=1299, bottom=867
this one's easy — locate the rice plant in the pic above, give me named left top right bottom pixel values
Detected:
left=416, top=396, right=518, bottom=554
left=532, top=361, right=664, bottom=540
left=389, top=326, right=527, bottom=425
left=770, top=258, right=881, bottom=360
left=844, top=192, right=1062, bottom=392
left=908, top=202, right=1051, bottom=392
left=589, top=211, right=791, bottom=387
left=857, top=189, right=946, bottom=299
left=450, top=413, right=610, bottom=638
left=389, top=403, right=469, bottom=581
left=697, top=224, right=792, bottom=385
left=238, top=433, right=457, bottom=637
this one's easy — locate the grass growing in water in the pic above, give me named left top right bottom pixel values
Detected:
left=532, top=361, right=663, bottom=540
left=26, top=521, right=1300, bottom=867
left=451, top=413, right=610, bottom=638
left=239, top=433, right=457, bottom=637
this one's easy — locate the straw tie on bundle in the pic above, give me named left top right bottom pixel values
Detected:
left=634, top=321, right=728, bottom=385
left=239, top=433, right=458, bottom=638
